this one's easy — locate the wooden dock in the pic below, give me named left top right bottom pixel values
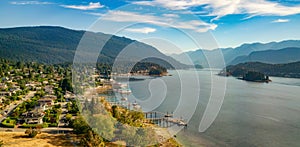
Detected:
left=144, top=111, right=187, bottom=128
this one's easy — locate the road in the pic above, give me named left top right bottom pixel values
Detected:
left=58, top=102, right=68, bottom=127
left=0, top=91, right=36, bottom=123
left=0, top=127, right=73, bottom=133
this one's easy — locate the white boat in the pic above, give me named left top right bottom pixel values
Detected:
left=118, top=89, right=132, bottom=94
left=112, top=82, right=122, bottom=88
left=133, top=104, right=141, bottom=109
left=132, top=102, right=138, bottom=106
left=120, top=83, right=128, bottom=88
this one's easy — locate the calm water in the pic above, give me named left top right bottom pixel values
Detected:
left=123, top=70, right=300, bottom=147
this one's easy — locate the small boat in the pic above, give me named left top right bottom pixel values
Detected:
left=112, top=82, right=122, bottom=88
left=121, top=97, right=128, bottom=101
left=118, top=89, right=132, bottom=94
left=133, top=105, right=141, bottom=109
left=132, top=101, right=138, bottom=106
left=120, top=83, right=128, bottom=88
left=178, top=121, right=187, bottom=126
left=164, top=112, right=172, bottom=117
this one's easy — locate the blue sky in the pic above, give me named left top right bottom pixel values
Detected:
left=1, top=0, right=300, bottom=53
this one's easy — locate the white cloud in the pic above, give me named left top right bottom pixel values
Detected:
left=86, top=12, right=105, bottom=17
left=125, top=27, right=157, bottom=34
left=10, top=1, right=53, bottom=5
left=132, top=0, right=300, bottom=20
left=272, top=19, right=290, bottom=23
left=61, top=2, right=104, bottom=10
left=101, top=10, right=217, bottom=32
left=162, top=13, right=179, bottom=18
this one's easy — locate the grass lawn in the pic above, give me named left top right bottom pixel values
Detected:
left=0, top=132, right=76, bottom=147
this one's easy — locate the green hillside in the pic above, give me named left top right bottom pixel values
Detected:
left=229, top=47, right=300, bottom=65
left=0, top=26, right=187, bottom=69
left=222, top=61, right=300, bottom=78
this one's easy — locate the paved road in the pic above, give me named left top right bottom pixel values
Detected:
left=58, top=102, right=68, bottom=127
left=0, top=91, right=36, bottom=122
left=0, top=127, right=73, bottom=133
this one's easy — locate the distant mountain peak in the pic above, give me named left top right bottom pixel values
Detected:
left=170, top=40, right=300, bottom=68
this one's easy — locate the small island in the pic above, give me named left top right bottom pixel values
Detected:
left=194, top=64, right=203, bottom=69
left=218, top=62, right=278, bottom=83
left=131, top=62, right=168, bottom=77
left=240, top=71, right=271, bottom=83
left=148, top=67, right=168, bottom=76
left=219, top=61, right=300, bottom=79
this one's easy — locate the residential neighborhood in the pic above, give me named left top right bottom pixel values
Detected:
left=0, top=60, right=78, bottom=130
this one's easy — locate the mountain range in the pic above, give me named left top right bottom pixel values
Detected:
left=1, top=26, right=299, bottom=70
left=229, top=47, right=300, bottom=65
left=171, top=40, right=300, bottom=68
left=0, top=26, right=187, bottom=69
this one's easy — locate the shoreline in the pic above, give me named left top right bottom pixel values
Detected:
left=90, top=86, right=183, bottom=146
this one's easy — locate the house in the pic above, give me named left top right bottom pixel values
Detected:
left=0, top=83, right=7, bottom=90
left=37, top=98, right=54, bottom=111
left=10, top=86, right=21, bottom=93
left=43, top=95, right=57, bottom=100
left=25, top=83, right=36, bottom=90
left=35, top=87, right=42, bottom=90
left=0, top=92, right=12, bottom=97
left=0, top=97, right=4, bottom=103
left=44, top=85, right=54, bottom=94
left=1, top=77, right=9, bottom=82
left=19, top=110, right=45, bottom=124
left=65, top=91, right=76, bottom=102
left=34, top=82, right=42, bottom=86
left=38, top=98, right=54, bottom=106
left=43, top=81, right=49, bottom=85
left=14, top=76, right=23, bottom=80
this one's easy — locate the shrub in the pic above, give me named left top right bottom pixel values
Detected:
left=1, top=118, right=15, bottom=128
left=21, top=123, right=37, bottom=128
left=48, top=123, right=58, bottom=127
left=25, top=128, right=39, bottom=138
left=21, top=123, right=48, bottom=128
left=65, top=113, right=72, bottom=122
left=1, top=122, right=15, bottom=128
left=42, top=123, right=48, bottom=128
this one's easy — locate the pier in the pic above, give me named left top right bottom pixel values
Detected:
left=104, top=95, right=187, bottom=128
left=144, top=111, right=187, bottom=128
left=108, top=100, right=188, bottom=128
